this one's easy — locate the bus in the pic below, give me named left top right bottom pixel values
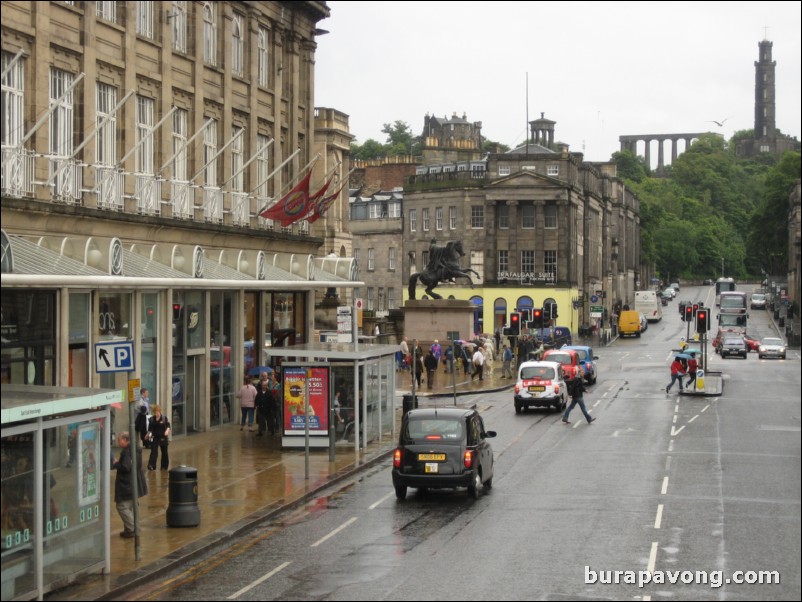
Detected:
left=634, top=290, right=663, bottom=322
left=715, top=277, right=736, bottom=306
left=718, top=291, right=747, bottom=315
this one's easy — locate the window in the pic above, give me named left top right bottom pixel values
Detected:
left=760, top=145, right=770, bottom=153
left=172, top=109, right=188, bottom=180
left=408, top=251, right=416, bottom=273
left=231, top=15, right=244, bottom=77
left=256, top=133, right=270, bottom=196
left=422, top=208, right=430, bottom=231
left=498, top=250, right=509, bottom=273
left=544, top=250, right=557, bottom=280
left=367, top=248, right=375, bottom=271
left=470, top=206, right=484, bottom=229
left=367, top=287, right=375, bottom=311
left=378, top=287, right=385, bottom=311
left=497, top=204, right=509, bottom=229
left=171, top=1, right=188, bottom=52
left=435, top=207, right=443, bottom=230
left=136, top=1, right=154, bottom=38
left=547, top=164, right=559, bottom=177
left=231, top=126, right=244, bottom=192
left=470, top=250, right=483, bottom=278
left=499, top=165, right=510, bottom=176
left=258, top=27, right=269, bottom=86
left=389, top=247, right=396, bottom=271
left=136, top=96, right=154, bottom=175
left=204, top=119, right=218, bottom=186
left=521, top=204, right=535, bottom=229
left=50, top=68, right=74, bottom=157
left=409, top=209, right=417, bottom=232
left=369, top=203, right=382, bottom=219
left=388, top=288, right=396, bottom=309
left=204, top=2, right=218, bottom=66
left=449, top=206, right=457, bottom=229
left=521, top=250, right=535, bottom=273
left=389, top=202, right=401, bottom=218
left=1, top=52, right=24, bottom=147
left=422, top=251, right=429, bottom=269
left=544, top=204, right=557, bottom=229
left=96, top=1, right=116, bottom=23
left=353, top=248, right=360, bottom=267
left=96, top=83, right=117, bottom=166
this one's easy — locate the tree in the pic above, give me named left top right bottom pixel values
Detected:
left=612, top=150, right=651, bottom=182
left=381, top=121, right=420, bottom=156
left=350, top=139, right=387, bottom=161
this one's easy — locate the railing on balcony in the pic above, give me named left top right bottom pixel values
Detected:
left=171, top=180, right=193, bottom=219
left=203, top=186, right=223, bottom=223
left=96, top=165, right=124, bottom=211
left=231, top=191, right=250, bottom=226
left=1, top=146, right=35, bottom=198
left=135, top=173, right=161, bottom=216
left=49, top=156, right=83, bottom=205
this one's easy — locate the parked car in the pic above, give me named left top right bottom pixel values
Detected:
left=531, top=326, right=572, bottom=348
left=392, top=407, right=496, bottom=500
left=750, top=293, right=767, bottom=309
left=638, top=313, right=649, bottom=332
left=618, top=310, right=642, bottom=337
left=662, top=287, right=676, bottom=299
left=563, top=345, right=598, bottom=384
left=758, top=337, right=786, bottom=360
left=514, top=360, right=568, bottom=413
left=720, top=335, right=748, bottom=359
left=542, top=348, right=584, bottom=381
left=670, top=282, right=680, bottom=292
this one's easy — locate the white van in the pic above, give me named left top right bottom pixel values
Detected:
left=634, top=290, right=663, bottom=322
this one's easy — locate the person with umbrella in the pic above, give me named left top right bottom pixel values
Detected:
left=685, top=351, right=699, bottom=389
left=666, top=355, right=687, bottom=394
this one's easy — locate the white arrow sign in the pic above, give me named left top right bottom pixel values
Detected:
left=95, top=340, right=135, bottom=373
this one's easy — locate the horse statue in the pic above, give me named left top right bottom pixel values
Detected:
left=408, top=240, right=481, bottom=300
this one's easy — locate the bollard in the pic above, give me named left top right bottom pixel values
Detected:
left=695, top=368, right=705, bottom=393
left=402, top=394, right=417, bottom=417
left=166, top=466, right=200, bottom=527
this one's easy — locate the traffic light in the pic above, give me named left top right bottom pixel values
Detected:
left=173, top=303, right=183, bottom=321
left=692, top=303, right=699, bottom=315
left=679, top=301, right=686, bottom=316
left=684, top=304, right=693, bottom=322
left=549, top=302, right=558, bottom=319
left=509, top=312, right=521, bottom=335
left=520, top=308, right=531, bottom=323
left=529, top=308, right=544, bottom=329
left=695, top=308, right=709, bottom=333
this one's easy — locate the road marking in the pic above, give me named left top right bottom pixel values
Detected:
left=665, top=456, right=672, bottom=471
left=672, top=415, right=678, bottom=424
left=369, top=492, right=394, bottom=510
left=227, top=561, right=291, bottom=599
left=701, top=404, right=710, bottom=412
left=654, top=504, right=664, bottom=529
left=593, top=399, right=602, bottom=407
left=670, top=425, right=685, bottom=436
left=310, top=516, right=358, bottom=547
left=668, top=439, right=674, bottom=452
left=647, top=541, right=659, bottom=572
left=661, top=477, right=669, bottom=495
left=688, top=414, right=699, bottom=423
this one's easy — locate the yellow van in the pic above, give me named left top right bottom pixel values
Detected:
left=618, top=310, right=642, bottom=337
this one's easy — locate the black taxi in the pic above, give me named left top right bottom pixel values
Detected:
left=392, top=407, right=496, bottom=500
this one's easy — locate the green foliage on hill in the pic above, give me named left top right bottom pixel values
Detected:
left=616, top=134, right=800, bottom=281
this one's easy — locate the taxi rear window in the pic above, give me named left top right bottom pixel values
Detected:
left=404, top=418, right=464, bottom=443
left=520, top=366, right=555, bottom=380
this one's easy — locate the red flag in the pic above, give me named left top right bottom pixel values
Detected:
left=258, top=171, right=313, bottom=227
left=306, top=179, right=349, bottom=223
left=302, top=174, right=335, bottom=220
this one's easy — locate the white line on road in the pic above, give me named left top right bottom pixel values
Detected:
left=668, top=439, right=674, bottom=452
left=369, top=492, right=394, bottom=510
left=670, top=425, right=685, bottom=436
left=701, top=404, right=710, bottom=412
left=654, top=504, right=664, bottom=529
left=227, top=561, right=291, bottom=599
left=310, top=516, right=358, bottom=548
left=672, top=415, right=678, bottom=424
left=647, top=541, right=659, bottom=572
left=661, top=477, right=669, bottom=495
left=688, top=414, right=699, bottom=423
left=593, top=399, right=602, bottom=407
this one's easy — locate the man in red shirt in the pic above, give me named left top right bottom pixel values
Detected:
left=666, top=357, right=686, bottom=393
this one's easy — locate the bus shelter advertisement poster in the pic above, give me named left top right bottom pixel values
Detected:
left=282, top=365, right=330, bottom=435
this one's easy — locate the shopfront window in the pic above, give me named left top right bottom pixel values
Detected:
left=1, top=291, right=57, bottom=385
left=69, top=293, right=90, bottom=387
left=210, top=291, right=235, bottom=425
left=140, top=293, right=159, bottom=404
left=97, top=291, right=132, bottom=435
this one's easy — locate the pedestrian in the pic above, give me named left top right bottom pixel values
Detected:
left=134, top=403, right=149, bottom=449
left=237, top=375, right=257, bottom=431
left=412, top=340, right=424, bottom=387
left=471, top=346, right=485, bottom=381
left=268, top=371, right=281, bottom=435
left=685, top=352, right=699, bottom=389
left=443, top=345, right=454, bottom=374
left=431, top=339, right=442, bottom=367
left=483, top=339, right=495, bottom=374
left=562, top=371, right=596, bottom=425
left=665, top=356, right=686, bottom=393
left=254, top=371, right=273, bottom=437
left=146, top=405, right=171, bottom=470
left=399, top=336, right=410, bottom=372
left=113, top=431, right=147, bottom=538
left=424, top=348, right=439, bottom=390
left=502, top=344, right=514, bottom=378
left=138, top=387, right=152, bottom=415
left=494, top=329, right=501, bottom=354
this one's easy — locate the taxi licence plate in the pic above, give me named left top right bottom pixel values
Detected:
left=418, top=453, right=446, bottom=461
left=528, top=385, right=546, bottom=392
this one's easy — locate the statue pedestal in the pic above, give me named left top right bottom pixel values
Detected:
left=402, top=299, right=475, bottom=344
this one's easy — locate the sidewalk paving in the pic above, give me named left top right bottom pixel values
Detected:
left=47, top=366, right=513, bottom=601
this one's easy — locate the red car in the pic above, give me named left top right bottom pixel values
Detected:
left=744, top=335, right=760, bottom=353
left=542, top=348, right=584, bottom=381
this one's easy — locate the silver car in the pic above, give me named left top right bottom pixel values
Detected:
left=750, top=293, right=767, bottom=309
left=721, top=336, right=748, bottom=359
left=758, top=337, right=786, bottom=359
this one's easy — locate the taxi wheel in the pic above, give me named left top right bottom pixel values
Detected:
left=514, top=403, right=522, bottom=415
left=468, top=472, right=481, bottom=500
left=394, top=485, right=407, bottom=500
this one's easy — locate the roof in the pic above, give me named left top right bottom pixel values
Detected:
left=505, top=143, right=555, bottom=155
left=2, top=384, right=123, bottom=424
left=405, top=407, right=475, bottom=420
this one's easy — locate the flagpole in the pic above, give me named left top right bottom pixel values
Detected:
left=251, top=148, right=300, bottom=197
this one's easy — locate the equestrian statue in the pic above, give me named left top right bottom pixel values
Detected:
left=408, top=239, right=480, bottom=300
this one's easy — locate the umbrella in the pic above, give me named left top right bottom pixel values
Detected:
left=675, top=353, right=693, bottom=360
left=247, top=365, right=274, bottom=377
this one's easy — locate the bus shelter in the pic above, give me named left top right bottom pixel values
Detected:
left=1, top=384, right=123, bottom=601
left=263, top=343, right=398, bottom=454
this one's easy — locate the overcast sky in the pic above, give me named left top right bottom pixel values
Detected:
left=314, top=1, right=801, bottom=166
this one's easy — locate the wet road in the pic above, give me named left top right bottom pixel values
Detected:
left=125, top=286, right=801, bottom=601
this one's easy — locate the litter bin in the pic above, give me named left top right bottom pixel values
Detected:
left=167, top=466, right=200, bottom=527
left=402, top=394, right=417, bottom=417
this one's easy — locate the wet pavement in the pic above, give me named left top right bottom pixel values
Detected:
left=46, top=364, right=513, bottom=601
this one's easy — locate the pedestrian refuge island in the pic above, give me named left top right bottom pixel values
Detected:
left=263, top=342, right=398, bottom=453
left=1, top=384, right=123, bottom=600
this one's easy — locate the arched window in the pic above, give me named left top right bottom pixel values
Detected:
left=470, top=296, right=484, bottom=336
left=231, top=15, right=244, bottom=76
left=494, top=297, right=507, bottom=330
